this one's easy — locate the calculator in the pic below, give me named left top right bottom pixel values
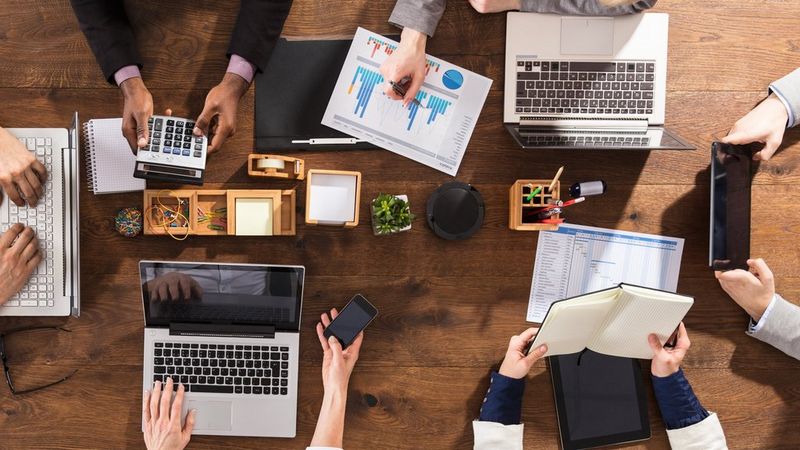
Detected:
left=133, top=115, right=208, bottom=185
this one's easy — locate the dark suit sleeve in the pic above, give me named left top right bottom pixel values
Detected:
left=228, top=0, right=293, bottom=73
left=69, top=0, right=141, bottom=84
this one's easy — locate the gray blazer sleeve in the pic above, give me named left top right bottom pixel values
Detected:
left=520, top=0, right=657, bottom=15
left=770, top=68, right=800, bottom=128
left=389, top=0, right=446, bottom=37
left=747, top=294, right=800, bottom=361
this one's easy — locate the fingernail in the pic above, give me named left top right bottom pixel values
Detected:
left=138, top=137, right=147, bottom=146
left=193, top=127, right=202, bottom=135
left=329, top=336, right=336, bottom=342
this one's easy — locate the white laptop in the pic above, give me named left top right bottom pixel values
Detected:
left=504, top=12, right=692, bottom=150
left=140, top=261, right=304, bottom=437
left=0, top=112, right=80, bottom=317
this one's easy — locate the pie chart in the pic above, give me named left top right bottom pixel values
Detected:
left=442, top=69, right=464, bottom=90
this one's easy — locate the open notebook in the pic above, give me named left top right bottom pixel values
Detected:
left=527, top=283, right=693, bottom=359
left=83, top=118, right=145, bottom=194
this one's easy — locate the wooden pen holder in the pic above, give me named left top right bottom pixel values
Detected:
left=247, top=154, right=305, bottom=180
left=509, top=179, right=561, bottom=231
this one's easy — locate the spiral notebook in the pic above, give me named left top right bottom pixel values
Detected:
left=83, top=118, right=145, bottom=194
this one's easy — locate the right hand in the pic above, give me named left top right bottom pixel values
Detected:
left=379, top=27, right=428, bottom=106
left=0, top=224, right=42, bottom=305
left=715, top=258, right=775, bottom=322
left=146, top=272, right=203, bottom=302
left=143, top=378, right=195, bottom=450
left=721, top=93, right=789, bottom=161
left=648, top=322, right=690, bottom=377
left=120, top=77, right=154, bottom=154
left=316, top=308, right=364, bottom=393
left=0, top=126, right=47, bottom=207
left=498, top=327, right=548, bottom=379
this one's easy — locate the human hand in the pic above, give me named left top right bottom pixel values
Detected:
left=379, top=27, right=428, bottom=106
left=316, top=308, right=363, bottom=393
left=193, top=73, right=249, bottom=154
left=722, top=93, right=789, bottom=161
left=0, top=127, right=47, bottom=207
left=715, top=258, right=775, bottom=322
left=143, top=378, right=195, bottom=450
left=147, top=272, right=203, bottom=302
left=0, top=224, right=42, bottom=305
left=648, top=322, right=690, bottom=377
left=498, top=327, right=548, bottom=379
left=468, top=0, right=522, bottom=13
left=120, top=77, right=154, bottom=154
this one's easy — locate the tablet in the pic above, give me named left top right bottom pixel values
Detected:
left=709, top=141, right=754, bottom=270
left=550, top=350, right=650, bottom=450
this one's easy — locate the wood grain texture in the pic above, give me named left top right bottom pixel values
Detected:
left=1, top=0, right=799, bottom=449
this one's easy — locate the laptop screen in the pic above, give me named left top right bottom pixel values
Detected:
left=139, top=262, right=304, bottom=331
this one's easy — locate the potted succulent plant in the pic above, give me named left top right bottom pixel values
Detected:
left=371, top=193, right=414, bottom=236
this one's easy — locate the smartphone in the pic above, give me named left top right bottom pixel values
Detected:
left=323, top=294, right=378, bottom=348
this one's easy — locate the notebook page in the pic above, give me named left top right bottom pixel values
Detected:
left=534, top=289, right=618, bottom=357
left=588, top=290, right=693, bottom=359
left=86, top=118, right=145, bottom=194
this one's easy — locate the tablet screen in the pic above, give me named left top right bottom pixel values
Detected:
left=709, top=142, right=753, bottom=270
left=550, top=350, right=650, bottom=449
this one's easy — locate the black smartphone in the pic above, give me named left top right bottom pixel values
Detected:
left=323, top=294, right=378, bottom=348
left=709, top=141, right=754, bottom=271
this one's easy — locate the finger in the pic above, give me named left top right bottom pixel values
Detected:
left=0, top=223, right=24, bottom=247
left=160, top=377, right=174, bottom=421
left=164, top=108, right=173, bottom=117
left=328, top=335, right=343, bottom=359
left=25, top=251, right=42, bottom=271
left=749, top=258, right=774, bottom=282
left=122, top=119, right=139, bottom=153
left=517, top=327, right=540, bottom=343
left=676, top=322, right=690, bottom=350
left=14, top=175, right=36, bottom=207
left=23, top=168, right=43, bottom=202
left=316, top=322, right=330, bottom=351
left=721, top=130, right=760, bottom=145
left=168, top=282, right=180, bottom=301
left=207, top=122, right=232, bottom=154
left=178, top=279, right=191, bottom=300
left=402, top=75, right=424, bottom=107
left=1, top=179, right=25, bottom=206
left=525, top=343, right=548, bottom=362
left=149, top=380, right=162, bottom=421
left=135, top=112, right=150, bottom=148
left=348, top=331, right=365, bottom=354
left=170, top=383, right=185, bottom=426
left=321, top=312, right=332, bottom=327
left=190, top=280, right=203, bottom=299
left=9, top=226, right=34, bottom=255
left=20, top=238, right=39, bottom=262
left=183, top=409, right=196, bottom=437
left=383, top=81, right=403, bottom=100
left=194, top=109, right=213, bottom=137
left=647, top=333, right=663, bottom=355
left=30, top=158, right=48, bottom=183
left=330, top=308, right=339, bottom=319
left=142, top=389, right=152, bottom=423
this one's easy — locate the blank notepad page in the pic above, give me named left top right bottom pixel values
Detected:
left=83, top=118, right=146, bottom=194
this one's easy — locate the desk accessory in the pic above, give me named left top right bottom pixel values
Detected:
left=83, top=118, right=146, bottom=194
left=305, top=170, right=361, bottom=227
left=143, top=189, right=296, bottom=237
left=570, top=180, right=606, bottom=197
left=115, top=207, right=143, bottom=237
left=133, top=115, right=208, bottom=185
left=371, top=194, right=413, bottom=236
left=509, top=179, right=561, bottom=231
left=426, top=182, right=484, bottom=240
left=247, top=154, right=305, bottom=180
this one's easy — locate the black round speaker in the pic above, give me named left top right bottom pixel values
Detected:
left=426, top=182, right=485, bottom=240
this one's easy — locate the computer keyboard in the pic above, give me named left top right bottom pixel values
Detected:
left=521, top=134, right=651, bottom=148
left=515, top=60, right=655, bottom=116
left=1, top=137, right=55, bottom=308
left=152, top=342, right=291, bottom=395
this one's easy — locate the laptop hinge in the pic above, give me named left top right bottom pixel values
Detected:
left=519, top=117, right=649, bottom=131
left=169, top=323, right=276, bottom=339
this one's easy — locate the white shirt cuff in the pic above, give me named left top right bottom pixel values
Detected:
left=748, top=294, right=778, bottom=333
left=769, top=84, right=794, bottom=128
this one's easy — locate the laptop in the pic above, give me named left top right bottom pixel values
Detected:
left=0, top=112, right=80, bottom=317
left=504, top=12, right=693, bottom=150
left=139, top=261, right=304, bottom=437
left=255, top=37, right=392, bottom=151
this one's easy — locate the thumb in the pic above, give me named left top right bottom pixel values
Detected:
left=647, top=334, right=662, bottom=356
left=754, top=137, right=780, bottom=161
left=328, top=336, right=343, bottom=359
left=183, top=409, right=196, bottom=436
left=194, top=109, right=213, bottom=137
left=721, top=130, right=758, bottom=145
left=135, top=113, right=149, bottom=148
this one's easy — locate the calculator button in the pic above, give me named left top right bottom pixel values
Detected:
left=172, top=148, right=182, bottom=155
left=166, top=119, right=175, bottom=126
left=165, top=133, right=173, bottom=140
left=163, top=147, right=172, bottom=153
left=186, top=122, right=195, bottom=129
left=194, top=151, right=202, bottom=158
left=166, top=126, right=174, bottom=133
left=183, top=143, right=191, bottom=149
left=176, top=121, right=184, bottom=127
left=194, top=144, right=203, bottom=150
left=194, top=137, right=203, bottom=143
left=154, top=119, right=163, bottom=131
left=148, top=117, right=154, bottom=123
left=182, top=149, right=190, bottom=156
left=152, top=139, right=161, bottom=145
left=164, top=140, right=172, bottom=147
left=184, top=135, right=191, bottom=142
left=138, top=146, right=148, bottom=151
left=153, top=132, right=161, bottom=139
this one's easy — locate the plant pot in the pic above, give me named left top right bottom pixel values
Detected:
left=371, top=194, right=413, bottom=236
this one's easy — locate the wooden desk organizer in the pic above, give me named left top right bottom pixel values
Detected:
left=509, top=179, right=561, bottom=231
left=305, top=169, right=361, bottom=228
left=247, top=154, right=305, bottom=180
left=144, top=189, right=296, bottom=236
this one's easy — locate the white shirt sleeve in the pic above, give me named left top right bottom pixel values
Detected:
left=748, top=294, right=778, bottom=333
left=769, top=86, right=794, bottom=128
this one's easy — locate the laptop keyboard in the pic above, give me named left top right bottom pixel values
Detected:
left=515, top=60, right=655, bottom=115
left=152, top=342, right=291, bottom=395
left=520, top=134, right=650, bottom=148
left=0, top=137, right=56, bottom=308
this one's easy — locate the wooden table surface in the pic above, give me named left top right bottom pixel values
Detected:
left=1, top=0, right=799, bottom=448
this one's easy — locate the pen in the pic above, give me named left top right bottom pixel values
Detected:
left=525, top=185, right=542, bottom=202
left=389, top=76, right=424, bottom=108
left=546, top=197, right=585, bottom=209
left=548, top=166, right=564, bottom=193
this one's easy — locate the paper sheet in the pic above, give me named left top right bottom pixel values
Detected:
left=527, top=223, right=684, bottom=323
left=322, top=28, right=492, bottom=176
left=235, top=198, right=273, bottom=236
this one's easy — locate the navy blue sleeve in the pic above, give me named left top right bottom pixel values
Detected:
left=478, top=371, right=526, bottom=425
left=651, top=368, right=709, bottom=430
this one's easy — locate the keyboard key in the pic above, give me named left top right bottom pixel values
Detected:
left=254, top=387, right=263, bottom=394
left=280, top=388, right=287, bottom=395
left=192, top=384, right=233, bottom=393
left=272, top=388, right=279, bottom=395
left=154, top=366, right=166, bottom=374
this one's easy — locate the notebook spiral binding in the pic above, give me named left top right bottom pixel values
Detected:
left=82, top=121, right=98, bottom=193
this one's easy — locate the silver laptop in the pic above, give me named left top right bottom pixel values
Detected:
left=504, top=12, right=692, bottom=150
left=140, top=261, right=304, bottom=437
left=0, top=112, right=80, bottom=317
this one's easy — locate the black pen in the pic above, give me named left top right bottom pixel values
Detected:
left=389, top=76, right=425, bottom=108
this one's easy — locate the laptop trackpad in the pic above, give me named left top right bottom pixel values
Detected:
left=560, top=17, right=614, bottom=55
left=186, top=400, right=233, bottom=431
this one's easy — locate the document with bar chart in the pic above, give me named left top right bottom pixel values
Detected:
left=322, top=28, right=492, bottom=176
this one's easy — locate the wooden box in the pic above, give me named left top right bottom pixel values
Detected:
left=247, top=154, right=305, bottom=180
left=144, top=189, right=296, bottom=236
left=305, top=169, right=361, bottom=228
left=508, top=179, right=561, bottom=231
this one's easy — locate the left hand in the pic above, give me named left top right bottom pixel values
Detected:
left=721, top=93, right=789, bottom=161
left=194, top=73, right=249, bottom=154
left=498, top=327, right=548, bottom=379
left=648, top=322, right=690, bottom=377
left=316, top=308, right=364, bottom=393
left=0, top=127, right=47, bottom=207
left=143, top=378, right=195, bottom=450
left=468, top=0, right=522, bottom=13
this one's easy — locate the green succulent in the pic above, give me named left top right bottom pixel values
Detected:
left=372, top=193, right=414, bottom=235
